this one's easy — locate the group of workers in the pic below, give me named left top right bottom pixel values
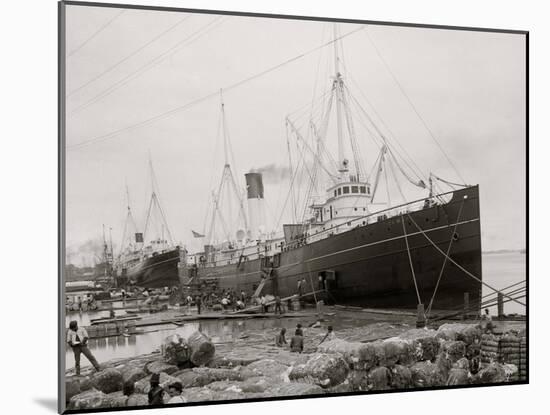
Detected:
left=183, top=289, right=250, bottom=314
left=275, top=323, right=336, bottom=353
left=259, top=295, right=283, bottom=314
left=147, top=373, right=187, bottom=405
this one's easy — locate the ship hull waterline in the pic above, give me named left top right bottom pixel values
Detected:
left=121, top=247, right=181, bottom=289
left=185, top=186, right=482, bottom=311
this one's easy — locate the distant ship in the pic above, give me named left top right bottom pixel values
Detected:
left=115, top=161, right=180, bottom=289
left=180, top=27, right=482, bottom=312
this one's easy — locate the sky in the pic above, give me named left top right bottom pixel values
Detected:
left=63, top=5, right=526, bottom=266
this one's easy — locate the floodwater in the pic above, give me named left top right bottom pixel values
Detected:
left=65, top=251, right=526, bottom=371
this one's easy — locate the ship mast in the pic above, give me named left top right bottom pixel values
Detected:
left=333, top=24, right=347, bottom=175
left=102, top=224, right=109, bottom=275
left=118, top=183, right=140, bottom=259
left=205, top=93, right=249, bottom=245
left=143, top=155, right=174, bottom=248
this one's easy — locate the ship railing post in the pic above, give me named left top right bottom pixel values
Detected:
left=463, top=292, right=470, bottom=320
left=497, top=292, right=504, bottom=318
left=416, top=303, right=426, bottom=328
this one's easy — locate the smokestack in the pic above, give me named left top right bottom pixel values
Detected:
left=245, top=172, right=266, bottom=240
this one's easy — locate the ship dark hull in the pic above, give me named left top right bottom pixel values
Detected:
left=125, top=247, right=181, bottom=289
left=188, top=186, right=482, bottom=311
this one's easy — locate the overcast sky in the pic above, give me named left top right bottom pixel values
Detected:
left=64, top=5, right=526, bottom=265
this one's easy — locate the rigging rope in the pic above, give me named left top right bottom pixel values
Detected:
left=388, top=155, right=407, bottom=203
left=286, top=123, right=298, bottom=223
left=344, top=84, right=435, bottom=195
left=68, top=25, right=366, bottom=150
left=67, top=15, right=192, bottom=97
left=383, top=152, right=392, bottom=207
left=401, top=218, right=422, bottom=305
left=406, top=211, right=526, bottom=307
left=340, top=86, right=365, bottom=180
left=274, top=140, right=308, bottom=230
left=425, top=198, right=465, bottom=317
left=363, top=28, right=466, bottom=185
left=69, top=16, right=226, bottom=116
left=67, top=9, right=126, bottom=58
left=341, top=66, right=431, bottom=188
left=431, top=174, right=469, bottom=188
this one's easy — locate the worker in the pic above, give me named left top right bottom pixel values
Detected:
left=290, top=328, right=304, bottom=353
left=275, top=328, right=288, bottom=347
left=196, top=295, right=202, bottom=315
left=67, top=320, right=100, bottom=375
left=122, top=381, right=135, bottom=397
left=167, top=381, right=187, bottom=404
left=148, top=373, right=164, bottom=405
left=481, top=308, right=494, bottom=333
left=240, top=290, right=246, bottom=305
left=295, top=323, right=304, bottom=336
left=260, top=295, right=267, bottom=313
left=318, top=325, right=336, bottom=345
left=297, top=279, right=303, bottom=296
left=274, top=296, right=283, bottom=315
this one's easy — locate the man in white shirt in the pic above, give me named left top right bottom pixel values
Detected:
left=67, top=320, right=100, bottom=375
left=260, top=295, right=267, bottom=313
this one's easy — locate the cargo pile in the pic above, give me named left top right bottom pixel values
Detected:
left=66, top=323, right=526, bottom=410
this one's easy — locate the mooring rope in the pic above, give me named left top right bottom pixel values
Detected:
left=406, top=211, right=526, bottom=307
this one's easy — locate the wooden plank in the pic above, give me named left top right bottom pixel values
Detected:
left=360, top=308, right=417, bottom=317
left=90, top=316, right=142, bottom=325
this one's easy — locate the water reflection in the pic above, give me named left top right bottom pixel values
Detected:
left=66, top=316, right=303, bottom=370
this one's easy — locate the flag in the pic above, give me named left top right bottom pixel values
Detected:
left=192, top=230, right=205, bottom=238
left=135, top=233, right=143, bottom=243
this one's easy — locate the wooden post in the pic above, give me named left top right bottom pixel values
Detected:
left=416, top=303, right=426, bottom=328
left=463, top=292, right=470, bottom=320
left=497, top=292, right=504, bottom=318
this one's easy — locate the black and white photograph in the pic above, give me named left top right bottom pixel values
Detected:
left=59, top=1, right=527, bottom=412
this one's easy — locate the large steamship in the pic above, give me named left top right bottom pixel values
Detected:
left=180, top=27, right=482, bottom=311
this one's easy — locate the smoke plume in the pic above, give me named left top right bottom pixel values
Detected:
left=249, top=164, right=290, bottom=184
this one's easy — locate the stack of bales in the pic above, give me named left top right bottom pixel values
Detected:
left=480, top=333, right=499, bottom=363
left=498, top=334, right=520, bottom=381
left=519, top=336, right=527, bottom=381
